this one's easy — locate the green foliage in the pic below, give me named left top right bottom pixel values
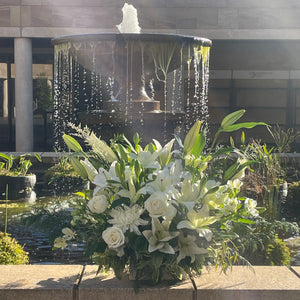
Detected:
left=281, top=181, right=300, bottom=223
left=0, top=232, right=29, bottom=264
left=0, top=153, right=41, bottom=176
left=265, top=235, right=291, bottom=266
left=210, top=109, right=267, bottom=150
left=33, top=73, right=52, bottom=112
left=44, top=156, right=87, bottom=195
left=232, top=218, right=297, bottom=266
left=268, top=124, right=300, bottom=153
left=240, top=139, right=286, bottom=220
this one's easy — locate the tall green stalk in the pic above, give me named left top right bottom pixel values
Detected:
left=5, top=184, right=8, bottom=234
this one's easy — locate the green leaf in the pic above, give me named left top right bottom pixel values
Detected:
left=0, top=153, right=10, bottom=161
left=211, top=147, right=234, bottom=157
left=241, top=131, right=245, bottom=145
left=134, top=160, right=141, bottom=177
left=63, top=134, right=83, bottom=152
left=110, top=197, right=130, bottom=209
left=191, top=131, right=206, bottom=158
left=174, top=134, right=184, bottom=149
left=117, top=144, right=128, bottom=162
left=238, top=218, right=255, bottom=224
left=183, top=120, right=201, bottom=154
left=221, top=109, right=245, bottom=128
left=221, top=122, right=267, bottom=132
left=34, top=153, right=42, bottom=162
left=69, top=157, right=88, bottom=179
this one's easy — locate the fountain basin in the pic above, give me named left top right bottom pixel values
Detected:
left=52, top=33, right=212, bottom=146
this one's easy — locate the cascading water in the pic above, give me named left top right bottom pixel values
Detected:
left=52, top=34, right=211, bottom=149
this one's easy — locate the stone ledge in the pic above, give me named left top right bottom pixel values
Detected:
left=0, top=265, right=300, bottom=300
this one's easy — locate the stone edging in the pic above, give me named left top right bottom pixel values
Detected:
left=0, top=265, right=300, bottom=300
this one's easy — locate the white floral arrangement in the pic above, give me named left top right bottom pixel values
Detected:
left=54, top=110, right=265, bottom=284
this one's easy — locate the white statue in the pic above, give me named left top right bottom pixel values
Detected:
left=117, top=3, right=141, bottom=33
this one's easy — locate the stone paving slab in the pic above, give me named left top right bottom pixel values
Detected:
left=291, top=266, right=300, bottom=277
left=193, top=266, right=300, bottom=300
left=78, top=265, right=195, bottom=300
left=0, top=265, right=83, bottom=300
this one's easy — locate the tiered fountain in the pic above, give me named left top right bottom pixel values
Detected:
left=52, top=4, right=212, bottom=148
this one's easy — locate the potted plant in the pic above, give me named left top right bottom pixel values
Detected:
left=0, top=153, right=41, bottom=200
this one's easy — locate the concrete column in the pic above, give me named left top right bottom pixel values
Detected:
left=14, top=38, right=33, bottom=151
left=2, top=79, right=8, bottom=117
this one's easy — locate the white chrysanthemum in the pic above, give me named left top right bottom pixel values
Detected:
left=108, top=205, right=148, bottom=235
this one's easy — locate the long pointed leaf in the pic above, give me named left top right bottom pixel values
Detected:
left=191, top=131, right=206, bottom=158
left=221, top=109, right=245, bottom=128
left=183, top=120, right=201, bottom=154
left=63, top=134, right=83, bottom=152
left=221, top=122, right=267, bottom=132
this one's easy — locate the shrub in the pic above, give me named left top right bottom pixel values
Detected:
left=0, top=232, right=29, bottom=264
left=281, top=181, right=300, bottom=224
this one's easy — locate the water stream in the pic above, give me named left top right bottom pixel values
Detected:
left=52, top=34, right=211, bottom=148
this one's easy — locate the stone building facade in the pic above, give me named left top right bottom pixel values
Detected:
left=0, top=0, right=300, bottom=151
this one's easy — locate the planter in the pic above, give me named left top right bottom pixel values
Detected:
left=0, top=174, right=36, bottom=200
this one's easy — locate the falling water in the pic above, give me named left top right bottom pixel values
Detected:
left=52, top=34, right=211, bottom=148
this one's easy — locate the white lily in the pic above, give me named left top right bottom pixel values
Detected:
left=93, top=161, right=119, bottom=195
left=143, top=218, right=179, bottom=254
left=176, top=177, right=202, bottom=210
left=117, top=176, right=143, bottom=203
left=129, top=150, right=160, bottom=169
left=177, top=205, right=219, bottom=241
left=80, top=158, right=98, bottom=182
left=153, top=138, right=175, bottom=167
left=176, top=232, right=207, bottom=263
left=143, top=160, right=184, bottom=198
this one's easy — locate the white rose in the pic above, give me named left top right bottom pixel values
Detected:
left=102, top=226, right=125, bottom=249
left=145, top=191, right=176, bottom=218
left=87, top=195, right=109, bottom=213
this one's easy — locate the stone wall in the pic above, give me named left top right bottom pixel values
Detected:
left=1, top=0, right=300, bottom=39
